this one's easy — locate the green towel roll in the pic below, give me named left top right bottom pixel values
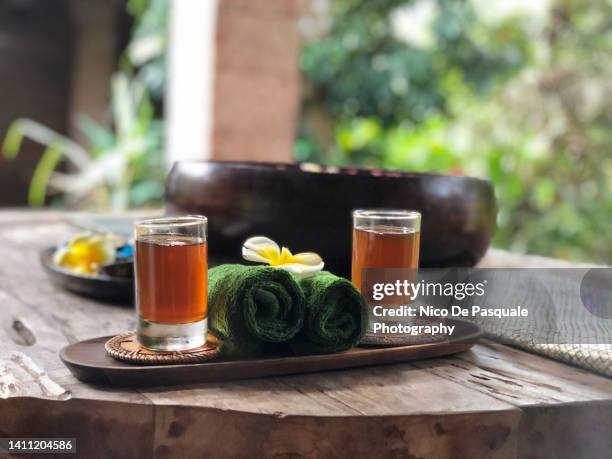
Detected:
left=289, top=271, right=366, bottom=355
left=208, top=264, right=305, bottom=357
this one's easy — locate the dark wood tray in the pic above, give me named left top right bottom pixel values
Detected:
left=60, top=320, right=481, bottom=387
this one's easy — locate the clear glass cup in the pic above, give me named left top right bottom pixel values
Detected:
left=134, top=215, right=208, bottom=351
left=352, top=209, right=421, bottom=343
left=351, top=209, right=421, bottom=290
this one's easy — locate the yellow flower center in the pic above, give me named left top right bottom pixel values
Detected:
left=267, top=247, right=299, bottom=266
left=53, top=233, right=115, bottom=275
left=69, top=240, right=108, bottom=266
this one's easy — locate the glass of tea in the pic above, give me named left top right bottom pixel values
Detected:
left=134, top=216, right=208, bottom=351
left=351, top=209, right=421, bottom=291
left=352, top=209, right=425, bottom=346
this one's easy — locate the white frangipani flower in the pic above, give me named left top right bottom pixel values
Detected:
left=242, top=236, right=324, bottom=277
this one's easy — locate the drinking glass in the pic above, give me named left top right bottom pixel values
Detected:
left=352, top=209, right=421, bottom=343
left=351, top=209, right=421, bottom=290
left=134, top=216, right=208, bottom=351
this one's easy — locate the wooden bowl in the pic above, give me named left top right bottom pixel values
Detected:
left=165, top=161, right=497, bottom=276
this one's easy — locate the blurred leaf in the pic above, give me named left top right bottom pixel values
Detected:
left=28, top=145, right=63, bottom=207
left=532, top=179, right=556, bottom=210
left=112, top=74, right=135, bottom=139
left=78, top=116, right=115, bottom=156
left=128, top=35, right=165, bottom=66
left=129, top=180, right=164, bottom=206
left=2, top=120, right=24, bottom=159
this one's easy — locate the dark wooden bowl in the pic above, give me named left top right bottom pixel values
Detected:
left=165, top=161, right=497, bottom=276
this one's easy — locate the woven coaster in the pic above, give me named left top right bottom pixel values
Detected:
left=105, top=332, right=220, bottom=365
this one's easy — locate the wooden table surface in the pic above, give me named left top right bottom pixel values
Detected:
left=0, top=211, right=610, bottom=459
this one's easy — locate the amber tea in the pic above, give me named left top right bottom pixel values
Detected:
left=136, top=236, right=207, bottom=324
left=351, top=225, right=420, bottom=292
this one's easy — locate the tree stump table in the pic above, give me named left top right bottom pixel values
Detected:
left=0, top=211, right=610, bottom=458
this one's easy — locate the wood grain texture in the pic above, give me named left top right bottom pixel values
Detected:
left=150, top=405, right=520, bottom=459
left=0, top=211, right=610, bottom=459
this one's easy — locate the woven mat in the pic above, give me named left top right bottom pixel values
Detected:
left=465, top=269, right=612, bottom=377
left=105, top=332, right=220, bottom=365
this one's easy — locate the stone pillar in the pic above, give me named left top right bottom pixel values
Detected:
left=166, top=0, right=300, bottom=165
left=211, top=0, right=300, bottom=163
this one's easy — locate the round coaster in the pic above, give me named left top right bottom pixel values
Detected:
left=105, top=332, right=220, bottom=365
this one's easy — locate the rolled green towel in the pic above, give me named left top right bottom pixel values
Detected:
left=208, top=264, right=305, bottom=357
left=289, top=271, right=366, bottom=355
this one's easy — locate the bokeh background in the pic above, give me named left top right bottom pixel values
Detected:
left=1, top=0, right=610, bottom=264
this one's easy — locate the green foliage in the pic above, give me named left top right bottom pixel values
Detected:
left=298, top=0, right=612, bottom=264
left=3, top=75, right=164, bottom=210
left=126, top=0, right=168, bottom=99
left=2, top=0, right=167, bottom=211
left=301, top=0, right=526, bottom=127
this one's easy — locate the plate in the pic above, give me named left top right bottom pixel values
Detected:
left=40, top=247, right=134, bottom=304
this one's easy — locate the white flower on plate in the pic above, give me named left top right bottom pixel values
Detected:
left=53, top=232, right=116, bottom=275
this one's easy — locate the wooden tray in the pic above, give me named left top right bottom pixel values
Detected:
left=60, top=320, right=481, bottom=387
